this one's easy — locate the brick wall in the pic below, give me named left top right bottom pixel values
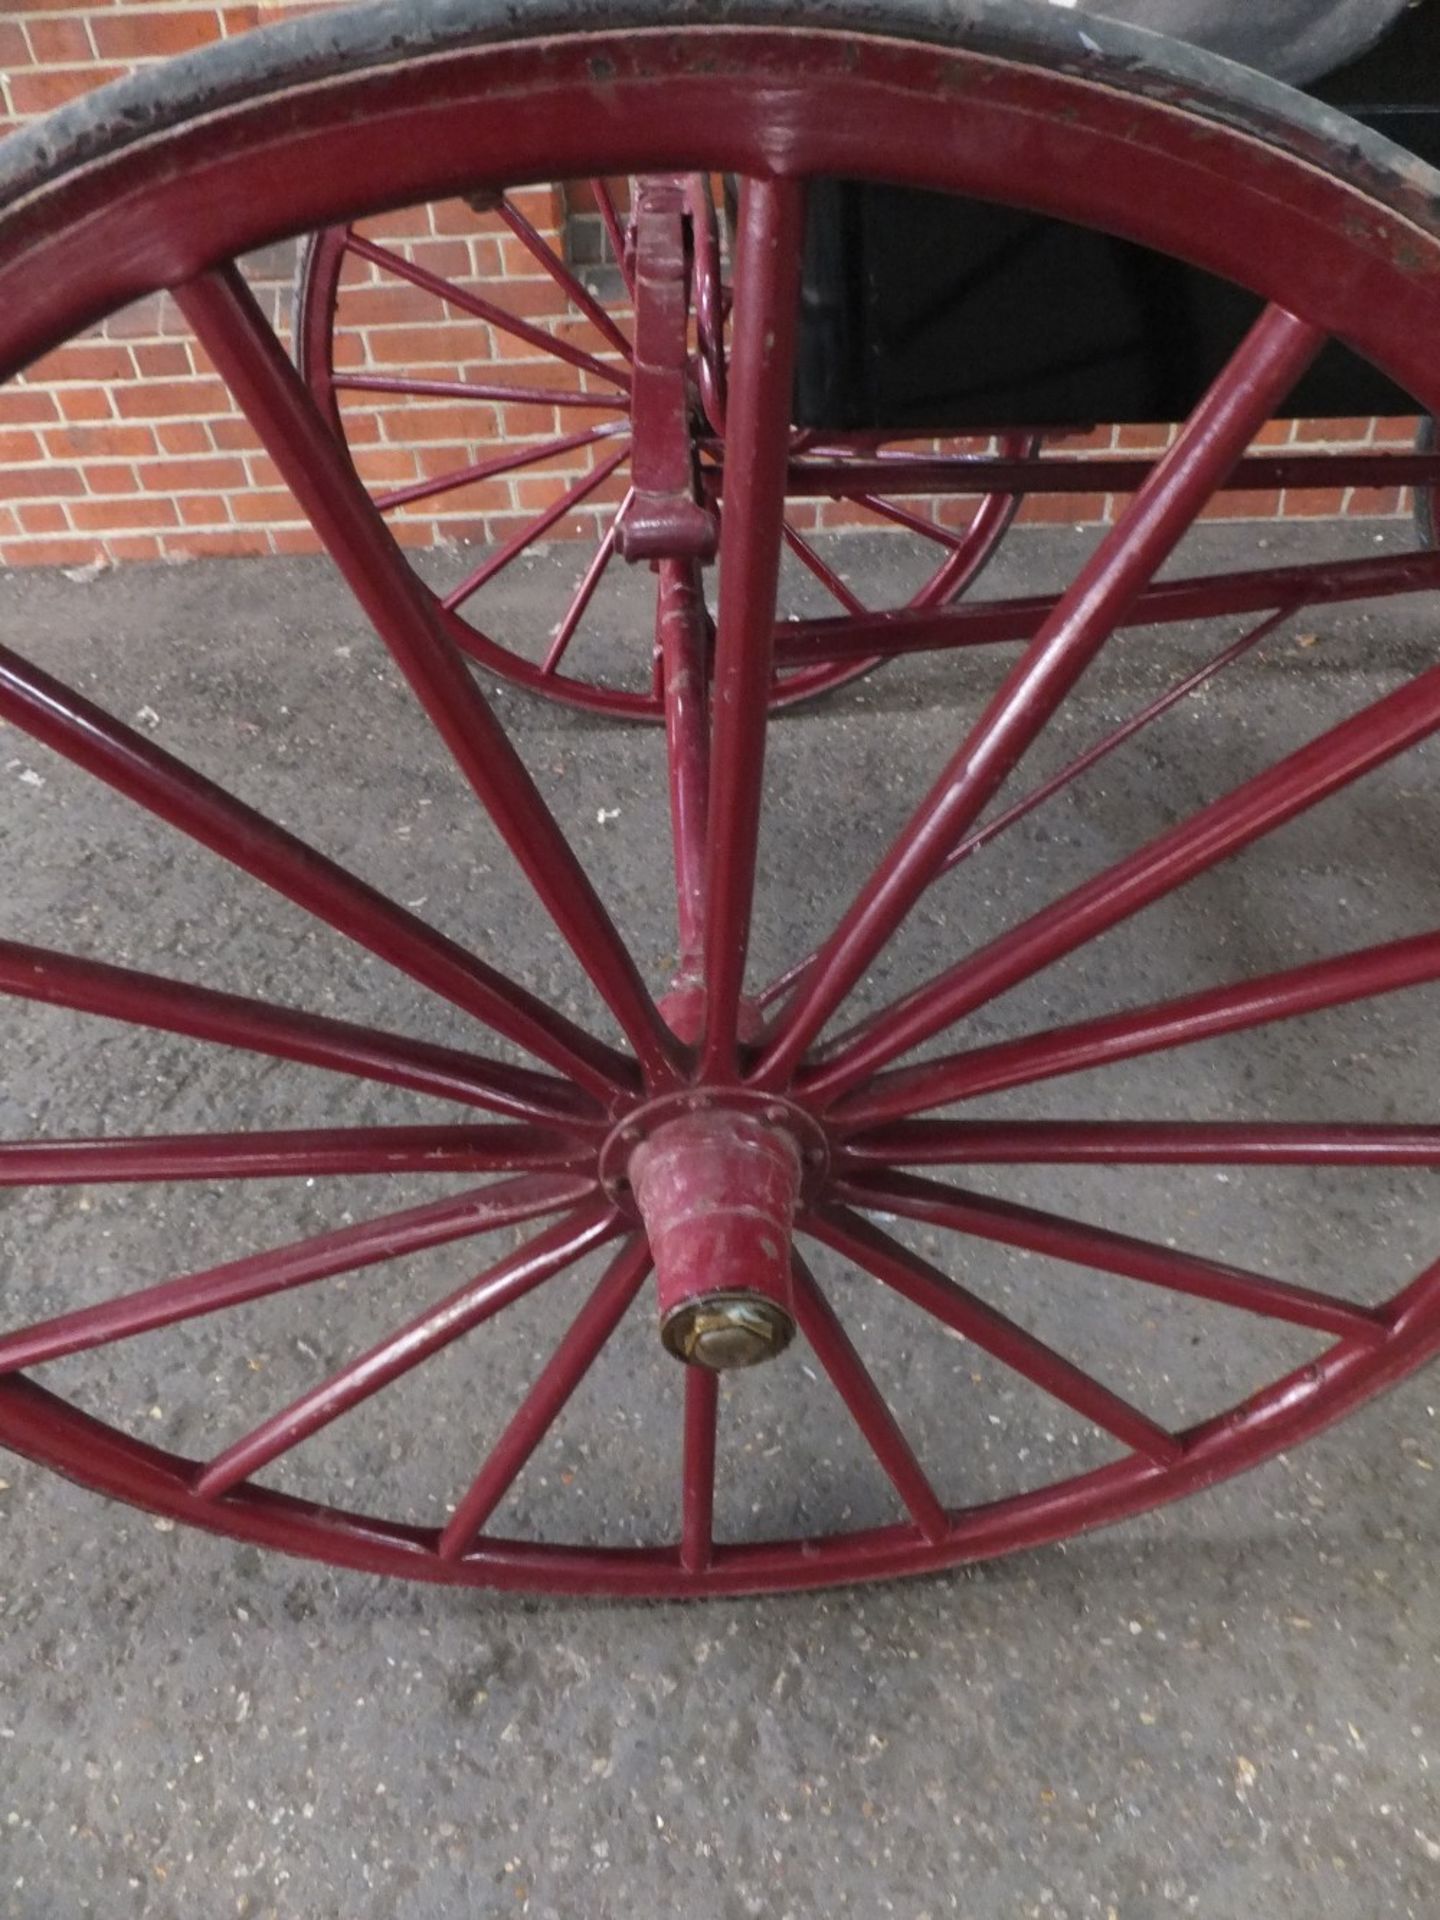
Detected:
left=0, top=2, right=1422, bottom=574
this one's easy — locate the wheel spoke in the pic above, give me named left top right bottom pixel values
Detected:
left=374, top=421, right=626, bottom=513
left=826, top=916, right=1440, bottom=1131
left=438, top=1234, right=650, bottom=1559
left=193, top=1199, right=618, bottom=1500
left=699, top=176, right=808, bottom=1078
left=781, top=523, right=867, bottom=616
left=0, top=639, right=631, bottom=1102
left=790, top=1253, right=948, bottom=1542
left=755, top=306, right=1325, bottom=1085
left=0, top=937, right=594, bottom=1124
left=0, top=1172, right=593, bottom=1375
left=841, top=1118, right=1440, bottom=1169
left=590, top=178, right=636, bottom=302
left=852, top=492, right=964, bottom=551
left=541, top=493, right=629, bottom=676
left=758, top=604, right=1294, bottom=1031
left=905, top=436, right=1036, bottom=611
left=344, top=231, right=629, bottom=391
left=805, top=1205, right=1182, bottom=1466
left=496, top=196, right=635, bottom=360
left=937, top=606, right=1296, bottom=880
left=680, top=1364, right=719, bottom=1574
left=442, top=446, right=630, bottom=611
left=334, top=374, right=627, bottom=411
left=835, top=1169, right=1385, bottom=1345
left=179, top=268, right=680, bottom=1087
left=0, top=1124, right=589, bottom=1187
left=657, top=558, right=712, bottom=981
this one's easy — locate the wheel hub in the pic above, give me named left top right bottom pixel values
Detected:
left=603, top=1093, right=826, bottom=1370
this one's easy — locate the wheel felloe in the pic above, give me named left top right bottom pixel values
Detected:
left=630, top=1109, right=801, bottom=1370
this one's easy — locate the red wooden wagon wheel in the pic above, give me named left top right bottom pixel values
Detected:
left=5, top=0, right=1440, bottom=1596
left=292, top=180, right=1031, bottom=717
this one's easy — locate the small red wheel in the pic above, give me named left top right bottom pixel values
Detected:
left=4, top=0, right=1440, bottom=1598
left=292, top=185, right=1028, bottom=718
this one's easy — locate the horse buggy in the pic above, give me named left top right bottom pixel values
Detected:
left=3, top=0, right=1440, bottom=1598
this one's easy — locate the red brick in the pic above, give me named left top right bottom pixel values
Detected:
left=209, top=416, right=261, bottom=452
left=1292, top=416, right=1373, bottom=446
left=268, top=526, right=326, bottom=555
left=429, top=198, right=490, bottom=238
left=495, top=280, right=574, bottom=323
left=0, top=389, right=60, bottom=426
left=1373, top=416, right=1423, bottom=447
left=163, top=527, right=270, bottom=559
left=366, top=324, right=494, bottom=368
left=383, top=402, right=500, bottom=446
left=113, top=379, right=232, bottom=419
left=26, top=341, right=135, bottom=385
left=480, top=332, right=550, bottom=369
left=363, top=208, right=437, bottom=246
left=1345, top=487, right=1406, bottom=518
left=137, top=455, right=249, bottom=493
left=334, top=285, right=445, bottom=328
left=1197, top=490, right=1282, bottom=521
left=91, top=11, right=225, bottom=58
left=229, top=488, right=301, bottom=525
left=469, top=237, right=505, bottom=279
left=0, top=536, right=101, bottom=569
left=1280, top=488, right=1349, bottom=519
left=82, top=463, right=141, bottom=496
left=387, top=518, right=441, bottom=549
left=396, top=239, right=474, bottom=280
left=1016, top=493, right=1111, bottom=526
left=55, top=388, right=114, bottom=423
left=24, top=17, right=95, bottom=62
left=0, top=465, right=85, bottom=501
left=417, top=473, right=513, bottom=516
left=132, top=341, right=195, bottom=378
left=496, top=402, right=560, bottom=440
left=1115, top=423, right=1177, bottom=452
left=176, top=494, right=233, bottom=526
left=104, top=534, right=164, bottom=563
left=9, top=67, right=127, bottom=114
left=16, top=501, right=71, bottom=535
left=155, top=420, right=215, bottom=456
left=516, top=473, right=586, bottom=511
left=47, top=422, right=157, bottom=460
left=336, top=407, right=384, bottom=446
left=0, top=429, right=43, bottom=464
left=70, top=496, right=178, bottom=531
left=0, top=22, right=33, bottom=66
left=351, top=448, right=421, bottom=486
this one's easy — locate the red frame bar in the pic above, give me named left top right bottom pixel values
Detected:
left=771, top=547, right=1440, bottom=669
left=657, top=558, right=713, bottom=983
left=699, top=177, right=807, bottom=1079
left=757, top=306, right=1325, bottom=1086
